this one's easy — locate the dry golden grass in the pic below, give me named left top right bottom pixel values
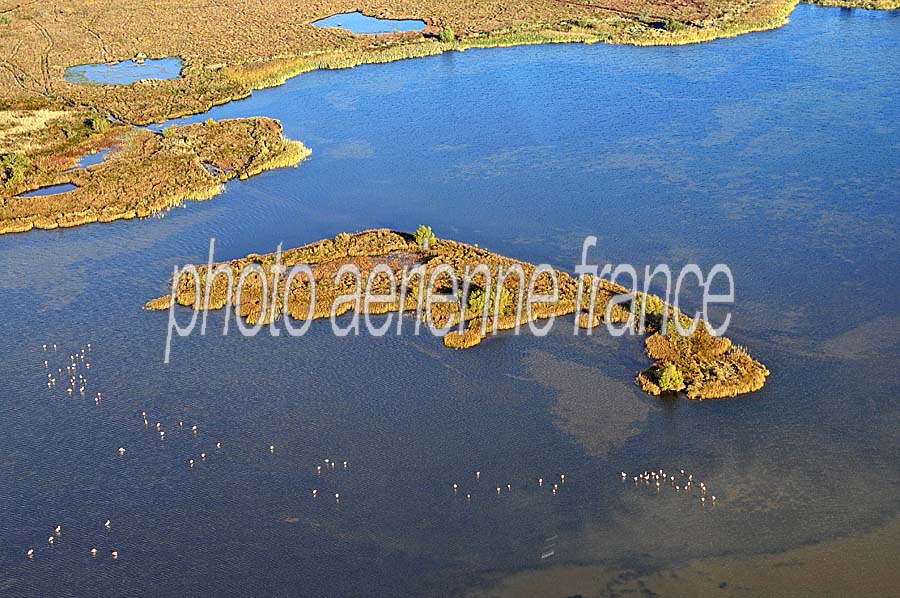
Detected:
left=146, top=229, right=770, bottom=400
left=0, top=109, right=76, bottom=153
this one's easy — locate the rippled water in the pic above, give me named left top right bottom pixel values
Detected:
left=64, top=58, right=183, bottom=85
left=313, top=12, right=427, bottom=35
left=2, top=6, right=899, bottom=596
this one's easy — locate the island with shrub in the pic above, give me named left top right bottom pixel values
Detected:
left=146, top=228, right=770, bottom=400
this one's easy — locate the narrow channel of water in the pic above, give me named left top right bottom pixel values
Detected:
left=15, top=183, right=79, bottom=198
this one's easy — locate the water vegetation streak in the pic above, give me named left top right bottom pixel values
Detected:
left=145, top=229, right=769, bottom=400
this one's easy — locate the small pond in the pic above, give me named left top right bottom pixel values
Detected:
left=72, top=148, right=112, bottom=170
left=64, top=58, right=183, bottom=85
left=312, top=12, right=425, bottom=35
left=15, top=183, right=78, bottom=198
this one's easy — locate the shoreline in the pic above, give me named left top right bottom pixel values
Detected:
left=0, top=1, right=894, bottom=235
left=95, top=0, right=809, bottom=126
left=64, top=0, right=898, bottom=127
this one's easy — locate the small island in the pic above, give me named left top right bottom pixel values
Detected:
left=0, top=116, right=308, bottom=234
left=146, top=229, right=769, bottom=400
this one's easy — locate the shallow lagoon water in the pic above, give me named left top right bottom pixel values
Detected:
left=2, top=5, right=899, bottom=596
left=312, top=12, right=426, bottom=34
left=64, top=58, right=183, bottom=85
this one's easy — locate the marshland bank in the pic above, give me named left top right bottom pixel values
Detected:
left=2, top=0, right=895, bottom=126
left=0, top=0, right=896, bottom=234
left=146, top=229, right=769, bottom=400
left=0, top=115, right=308, bottom=234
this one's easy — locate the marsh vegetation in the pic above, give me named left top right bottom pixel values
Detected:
left=0, top=117, right=309, bottom=234
left=147, top=229, right=769, bottom=400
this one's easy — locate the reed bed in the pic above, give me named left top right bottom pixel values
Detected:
left=0, top=0, right=853, bottom=127
left=0, top=118, right=309, bottom=235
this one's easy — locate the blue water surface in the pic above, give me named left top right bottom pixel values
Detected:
left=74, top=149, right=111, bottom=169
left=15, top=183, right=78, bottom=198
left=313, top=11, right=426, bottom=34
left=65, top=58, right=183, bottom=85
left=2, top=6, right=899, bottom=597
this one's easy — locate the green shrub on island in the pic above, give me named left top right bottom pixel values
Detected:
left=656, top=363, right=685, bottom=392
left=84, top=116, right=110, bottom=133
left=635, top=292, right=667, bottom=327
left=466, top=287, right=488, bottom=314
left=439, top=28, right=456, bottom=43
left=334, top=231, right=351, bottom=248
left=664, top=19, right=687, bottom=32
left=415, top=225, right=435, bottom=249
left=466, top=285, right=517, bottom=316
left=1, top=153, right=31, bottom=189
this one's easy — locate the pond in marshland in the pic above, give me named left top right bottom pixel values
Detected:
left=64, top=58, right=183, bottom=86
left=15, top=183, right=78, bottom=198
left=73, top=149, right=112, bottom=170
left=312, top=11, right=426, bottom=35
left=2, top=5, right=899, bottom=597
